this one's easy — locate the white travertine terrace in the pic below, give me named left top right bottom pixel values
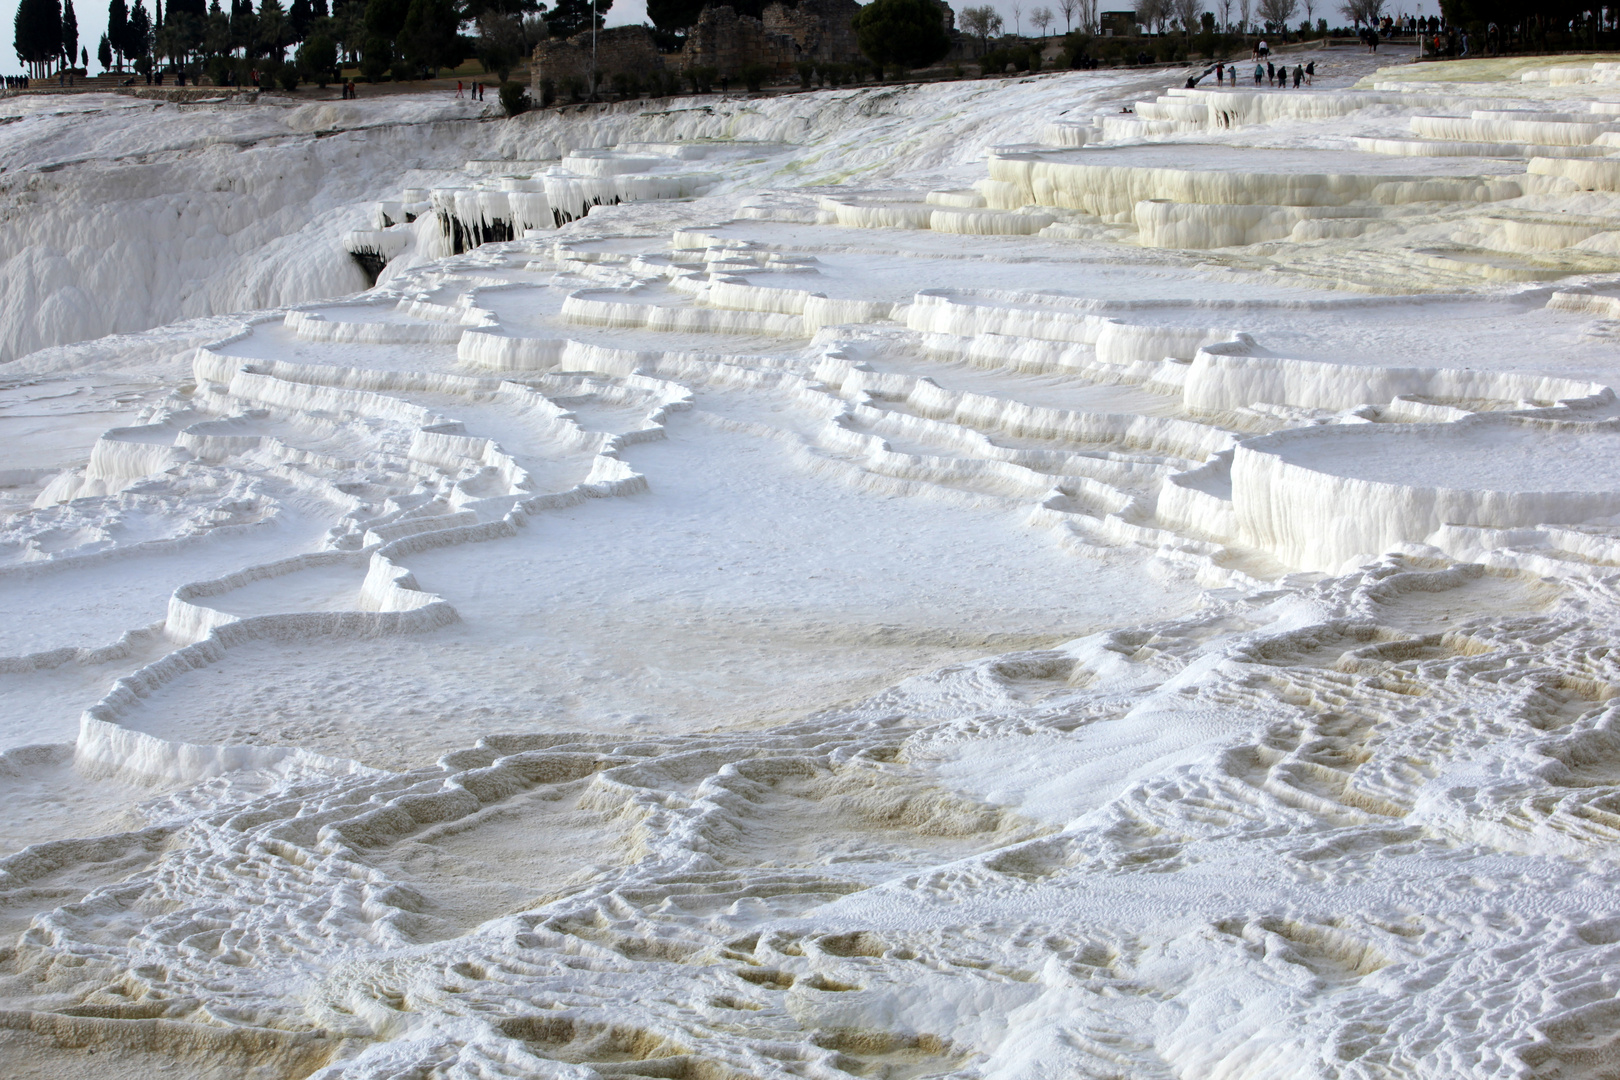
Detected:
left=11, top=49, right=1620, bottom=1080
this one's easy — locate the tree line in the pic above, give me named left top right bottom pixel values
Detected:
left=14, top=0, right=614, bottom=85
left=13, top=0, right=84, bottom=76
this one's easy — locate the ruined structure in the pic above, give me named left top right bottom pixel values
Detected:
left=531, top=25, right=667, bottom=93
left=678, top=6, right=797, bottom=75
left=679, top=0, right=869, bottom=76
left=762, top=0, right=863, bottom=64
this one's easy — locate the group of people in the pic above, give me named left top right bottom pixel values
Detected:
left=3, top=76, right=30, bottom=89
left=1258, top=60, right=1312, bottom=87
left=1205, top=59, right=1312, bottom=88
left=340, top=81, right=359, bottom=99
left=455, top=81, right=487, bottom=101
left=1358, top=27, right=1382, bottom=51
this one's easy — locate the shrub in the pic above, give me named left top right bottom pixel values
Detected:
left=685, top=64, right=715, bottom=92
left=499, top=79, right=530, bottom=115
left=739, top=62, right=771, bottom=91
left=278, top=64, right=300, bottom=91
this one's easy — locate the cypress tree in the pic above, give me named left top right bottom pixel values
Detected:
left=16, top=0, right=66, bottom=75
left=128, top=0, right=150, bottom=61
left=97, top=28, right=110, bottom=67
left=62, top=0, right=77, bottom=65
left=108, top=0, right=128, bottom=66
left=13, top=0, right=33, bottom=76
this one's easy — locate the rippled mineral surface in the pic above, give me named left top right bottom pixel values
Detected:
left=7, top=45, right=1620, bottom=1079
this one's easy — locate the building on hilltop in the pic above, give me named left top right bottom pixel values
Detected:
left=1099, top=10, right=1140, bottom=35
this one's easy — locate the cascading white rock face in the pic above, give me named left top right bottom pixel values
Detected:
left=12, top=50, right=1620, bottom=1080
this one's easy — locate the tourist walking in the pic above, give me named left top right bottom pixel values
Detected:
left=1254, top=62, right=1263, bottom=86
left=1293, top=63, right=1303, bottom=88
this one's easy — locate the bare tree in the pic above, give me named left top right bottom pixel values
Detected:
left=1172, top=0, right=1202, bottom=34
left=1219, top=0, right=1231, bottom=29
left=1031, top=5, right=1054, bottom=34
left=1341, top=0, right=1383, bottom=25
left=1135, top=0, right=1163, bottom=33
left=1257, top=0, right=1296, bottom=31
left=961, top=4, right=1005, bottom=50
left=1302, top=0, right=1313, bottom=28
left=1058, top=0, right=1077, bottom=31
left=1238, top=0, right=1250, bottom=32
left=1011, top=1, right=1023, bottom=35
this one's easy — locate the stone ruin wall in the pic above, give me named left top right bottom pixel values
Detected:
left=678, top=6, right=797, bottom=76
left=761, top=0, right=862, bottom=65
left=531, top=26, right=666, bottom=91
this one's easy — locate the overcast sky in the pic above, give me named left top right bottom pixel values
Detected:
left=3, top=0, right=1439, bottom=77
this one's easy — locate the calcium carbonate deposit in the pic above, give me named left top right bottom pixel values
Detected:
left=8, top=44, right=1620, bottom=1079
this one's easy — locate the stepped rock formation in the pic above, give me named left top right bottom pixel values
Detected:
left=8, top=47, right=1620, bottom=1080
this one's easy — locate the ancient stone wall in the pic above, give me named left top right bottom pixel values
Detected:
left=679, top=6, right=798, bottom=75
left=761, top=0, right=861, bottom=64
left=532, top=25, right=666, bottom=92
